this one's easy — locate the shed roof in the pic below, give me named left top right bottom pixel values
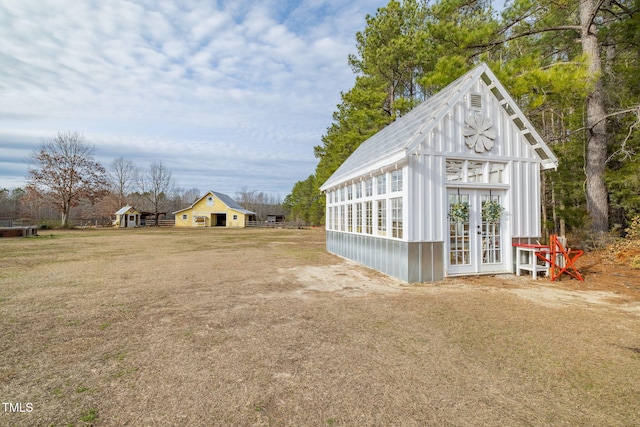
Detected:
left=173, top=191, right=256, bottom=215
left=320, top=63, right=558, bottom=191
left=114, top=205, right=138, bottom=215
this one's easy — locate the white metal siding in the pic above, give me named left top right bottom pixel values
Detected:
left=407, top=83, right=544, bottom=242
left=509, top=161, right=541, bottom=238
left=322, top=64, right=551, bottom=281
left=408, top=152, right=445, bottom=242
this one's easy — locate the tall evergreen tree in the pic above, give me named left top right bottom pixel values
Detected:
left=288, top=0, right=640, bottom=232
left=492, top=0, right=640, bottom=234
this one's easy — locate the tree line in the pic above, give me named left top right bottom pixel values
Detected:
left=286, top=0, right=640, bottom=241
left=0, top=131, right=284, bottom=227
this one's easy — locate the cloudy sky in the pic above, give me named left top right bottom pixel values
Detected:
left=0, top=0, right=383, bottom=198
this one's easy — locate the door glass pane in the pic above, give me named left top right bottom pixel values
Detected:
left=481, top=194, right=502, bottom=264
left=449, top=194, right=470, bottom=265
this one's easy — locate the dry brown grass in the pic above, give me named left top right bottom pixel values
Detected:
left=1, top=228, right=640, bottom=426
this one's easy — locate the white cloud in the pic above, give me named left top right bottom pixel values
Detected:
left=0, top=0, right=380, bottom=195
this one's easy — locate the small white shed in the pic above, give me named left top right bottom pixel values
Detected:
left=320, top=63, right=558, bottom=282
left=114, top=206, right=141, bottom=228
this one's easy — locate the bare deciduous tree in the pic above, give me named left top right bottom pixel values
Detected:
left=110, top=157, right=136, bottom=208
left=27, top=131, right=108, bottom=228
left=236, top=186, right=284, bottom=221
left=136, top=160, right=174, bottom=226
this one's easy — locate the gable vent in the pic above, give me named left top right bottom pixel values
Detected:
left=470, top=93, right=482, bottom=110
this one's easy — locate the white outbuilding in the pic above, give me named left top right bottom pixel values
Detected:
left=320, top=63, right=558, bottom=282
left=114, top=205, right=141, bottom=228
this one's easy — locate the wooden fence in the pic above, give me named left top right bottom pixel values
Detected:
left=144, top=219, right=175, bottom=227
left=246, top=221, right=310, bottom=229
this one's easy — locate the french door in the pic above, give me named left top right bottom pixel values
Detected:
left=447, top=189, right=508, bottom=275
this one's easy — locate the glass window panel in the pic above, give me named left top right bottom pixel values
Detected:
left=481, top=194, right=502, bottom=264
left=448, top=194, right=470, bottom=265
left=535, top=147, right=550, bottom=160
left=446, top=160, right=464, bottom=182
left=488, top=163, right=505, bottom=184
left=391, top=170, right=403, bottom=192
left=365, top=179, right=373, bottom=197
left=365, top=201, right=373, bottom=234
left=377, top=174, right=387, bottom=195
left=468, top=161, right=484, bottom=183
left=377, top=199, right=387, bottom=236
left=391, top=197, right=403, bottom=238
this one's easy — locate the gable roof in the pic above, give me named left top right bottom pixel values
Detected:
left=173, top=191, right=256, bottom=215
left=320, top=63, right=558, bottom=191
left=115, top=205, right=138, bottom=215
left=210, top=191, right=256, bottom=215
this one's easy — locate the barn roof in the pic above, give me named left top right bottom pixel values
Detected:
left=210, top=191, right=256, bottom=215
left=173, top=191, right=256, bottom=215
left=320, top=63, right=558, bottom=191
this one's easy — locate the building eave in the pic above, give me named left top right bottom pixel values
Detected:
left=320, top=149, right=407, bottom=191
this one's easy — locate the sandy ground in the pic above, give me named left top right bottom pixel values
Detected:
left=281, top=262, right=640, bottom=317
left=1, top=228, right=639, bottom=426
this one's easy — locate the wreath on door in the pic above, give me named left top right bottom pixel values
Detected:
left=482, top=199, right=503, bottom=223
left=448, top=201, right=470, bottom=223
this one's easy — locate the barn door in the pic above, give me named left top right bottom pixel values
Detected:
left=447, top=189, right=507, bottom=275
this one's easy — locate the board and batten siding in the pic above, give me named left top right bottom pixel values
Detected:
left=510, top=160, right=541, bottom=238
left=405, top=80, right=543, bottom=243
left=422, top=79, right=539, bottom=163
left=322, top=63, right=557, bottom=282
left=407, top=153, right=446, bottom=243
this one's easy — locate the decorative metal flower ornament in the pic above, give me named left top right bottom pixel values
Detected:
left=463, top=113, right=496, bottom=153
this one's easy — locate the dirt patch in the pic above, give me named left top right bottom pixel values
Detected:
left=283, top=262, right=640, bottom=313
left=445, top=273, right=640, bottom=314
left=279, top=262, right=404, bottom=297
left=1, top=228, right=640, bottom=426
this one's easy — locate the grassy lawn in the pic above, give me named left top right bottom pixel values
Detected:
left=1, top=227, right=639, bottom=426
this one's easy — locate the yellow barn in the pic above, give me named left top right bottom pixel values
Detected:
left=173, top=191, right=256, bottom=228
